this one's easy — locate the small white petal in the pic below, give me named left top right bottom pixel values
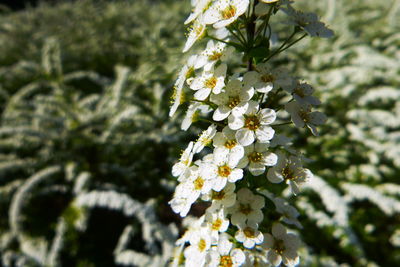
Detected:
left=228, top=168, right=243, bottom=183
left=236, top=128, right=255, bottom=146
left=256, top=126, right=275, bottom=142
left=228, top=114, right=245, bottom=130
left=249, top=162, right=266, bottom=176
left=194, top=88, right=212, bottom=100
left=213, top=106, right=231, bottom=121
left=272, top=223, right=287, bottom=238
left=267, top=170, right=283, bottom=183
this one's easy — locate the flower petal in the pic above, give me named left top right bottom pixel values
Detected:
left=236, top=128, right=255, bottom=146
left=213, top=105, right=231, bottom=121
left=256, top=126, right=275, bottom=142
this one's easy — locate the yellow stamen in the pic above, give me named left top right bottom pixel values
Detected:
left=219, top=255, right=233, bottom=267
left=244, top=115, right=260, bottom=131
left=221, top=6, right=236, bottom=20
left=248, top=152, right=263, bottom=163
left=224, top=139, right=237, bottom=149
left=193, top=177, right=204, bottom=190
left=227, top=96, right=240, bottom=109
left=218, top=165, right=231, bottom=177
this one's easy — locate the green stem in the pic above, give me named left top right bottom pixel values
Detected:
left=190, top=98, right=218, bottom=109
left=198, top=117, right=225, bottom=127
left=272, top=122, right=292, bottom=126
left=264, top=32, right=307, bottom=62
left=255, top=4, right=274, bottom=37
left=232, top=23, right=247, bottom=46
left=264, top=30, right=297, bottom=62
left=227, top=26, right=246, bottom=46
left=207, top=34, right=241, bottom=49
left=280, top=33, right=308, bottom=53
left=246, top=1, right=258, bottom=70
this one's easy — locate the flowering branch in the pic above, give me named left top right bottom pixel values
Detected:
left=169, top=0, right=333, bottom=266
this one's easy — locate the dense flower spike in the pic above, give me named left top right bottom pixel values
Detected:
left=169, top=0, right=331, bottom=265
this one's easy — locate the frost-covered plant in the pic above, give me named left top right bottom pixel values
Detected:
left=274, top=0, right=400, bottom=265
left=0, top=1, right=187, bottom=266
left=168, top=1, right=332, bottom=265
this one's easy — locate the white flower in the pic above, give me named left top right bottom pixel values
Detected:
left=288, top=82, right=321, bottom=106
left=235, top=222, right=264, bottom=249
left=207, top=147, right=244, bottom=191
left=190, top=64, right=227, bottom=100
left=169, top=184, right=195, bottom=217
left=267, top=152, right=313, bottom=195
left=170, top=55, right=199, bottom=117
left=273, top=197, right=302, bottom=229
left=202, top=182, right=236, bottom=209
left=270, top=134, right=292, bottom=148
left=285, top=101, right=327, bottom=136
left=203, top=0, right=250, bottom=29
left=244, top=64, right=294, bottom=93
left=195, top=40, right=234, bottom=70
left=237, top=142, right=278, bottom=176
left=228, top=188, right=265, bottom=225
left=186, top=165, right=215, bottom=199
left=170, top=164, right=215, bottom=217
left=205, top=208, right=230, bottom=242
left=184, top=227, right=212, bottom=266
left=183, top=18, right=207, bottom=52
left=282, top=5, right=334, bottom=38
left=213, top=126, right=244, bottom=163
left=172, top=141, right=194, bottom=178
left=179, top=215, right=206, bottom=245
left=210, top=79, right=254, bottom=121
left=181, top=102, right=211, bottom=131
left=228, top=100, right=276, bottom=146
left=208, top=233, right=246, bottom=267
left=261, top=223, right=301, bottom=267
left=242, top=250, right=269, bottom=267
left=194, top=124, right=218, bottom=153
left=185, top=0, right=213, bottom=24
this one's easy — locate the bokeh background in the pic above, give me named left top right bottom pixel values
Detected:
left=0, top=0, right=399, bottom=266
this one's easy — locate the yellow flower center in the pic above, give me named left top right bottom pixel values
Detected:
left=298, top=109, right=311, bottom=123
left=261, top=73, right=275, bottom=83
left=212, top=218, right=223, bottom=231
left=244, top=115, right=260, bottom=131
left=221, top=5, right=236, bottom=20
left=248, top=152, right=263, bottom=163
left=218, top=165, right=231, bottom=177
left=227, top=96, right=240, bottom=109
left=205, top=76, right=217, bottom=88
left=239, top=203, right=252, bottom=215
left=198, top=239, right=207, bottom=252
left=294, top=86, right=305, bottom=98
left=208, top=51, right=223, bottom=61
left=224, top=139, right=237, bottom=149
left=212, top=190, right=225, bottom=200
left=219, top=255, right=233, bottom=267
left=243, top=227, right=256, bottom=238
left=274, top=239, right=285, bottom=255
left=282, top=165, right=295, bottom=180
left=193, top=177, right=204, bottom=190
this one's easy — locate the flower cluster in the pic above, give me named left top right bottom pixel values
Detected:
left=169, top=0, right=332, bottom=266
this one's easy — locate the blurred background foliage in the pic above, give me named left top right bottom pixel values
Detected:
left=0, top=0, right=399, bottom=266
